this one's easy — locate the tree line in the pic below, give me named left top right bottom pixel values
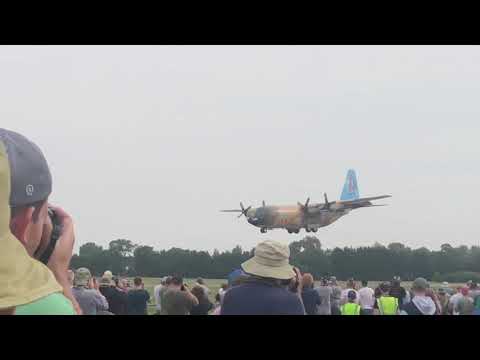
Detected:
left=70, top=237, right=480, bottom=282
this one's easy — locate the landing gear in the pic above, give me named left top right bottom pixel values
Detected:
left=306, top=228, right=311, bottom=233
left=260, top=228, right=267, bottom=233
left=311, top=228, right=318, bottom=233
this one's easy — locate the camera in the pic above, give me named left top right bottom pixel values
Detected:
left=39, top=207, right=63, bottom=265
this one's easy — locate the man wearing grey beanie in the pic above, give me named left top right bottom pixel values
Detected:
left=0, top=128, right=81, bottom=314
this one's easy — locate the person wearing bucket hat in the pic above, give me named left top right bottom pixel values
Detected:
left=0, top=128, right=81, bottom=314
left=72, top=268, right=109, bottom=315
left=221, top=240, right=305, bottom=315
left=400, top=278, right=436, bottom=315
left=0, top=142, right=75, bottom=314
left=99, top=274, right=127, bottom=315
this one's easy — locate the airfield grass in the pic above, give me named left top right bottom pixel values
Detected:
left=128, top=277, right=463, bottom=315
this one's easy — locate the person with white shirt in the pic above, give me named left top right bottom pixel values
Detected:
left=340, top=279, right=360, bottom=305
left=153, top=277, right=168, bottom=314
left=358, top=280, right=375, bottom=315
left=448, top=286, right=464, bottom=315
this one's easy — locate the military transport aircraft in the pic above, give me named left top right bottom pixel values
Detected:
left=221, top=169, right=391, bottom=234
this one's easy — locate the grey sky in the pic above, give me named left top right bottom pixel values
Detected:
left=1, top=45, right=479, bottom=253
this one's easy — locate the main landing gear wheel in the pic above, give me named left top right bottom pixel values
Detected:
left=306, top=228, right=311, bottom=233
left=294, top=229, right=300, bottom=234
left=311, top=228, right=318, bottom=233
left=260, top=228, right=267, bottom=233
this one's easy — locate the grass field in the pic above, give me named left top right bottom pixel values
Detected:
left=128, top=278, right=463, bottom=315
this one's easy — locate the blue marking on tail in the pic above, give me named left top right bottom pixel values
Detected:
left=340, top=169, right=359, bottom=201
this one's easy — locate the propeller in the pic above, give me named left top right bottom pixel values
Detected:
left=323, top=193, right=330, bottom=210
left=220, top=202, right=252, bottom=218
left=297, top=197, right=310, bottom=213
left=239, top=202, right=252, bottom=218
left=262, top=200, right=266, bottom=208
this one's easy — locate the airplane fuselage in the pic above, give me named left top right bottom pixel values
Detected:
left=246, top=205, right=350, bottom=233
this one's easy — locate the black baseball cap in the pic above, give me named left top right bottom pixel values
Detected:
left=0, top=129, right=52, bottom=207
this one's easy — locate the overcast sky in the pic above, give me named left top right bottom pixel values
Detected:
left=1, top=45, right=479, bottom=253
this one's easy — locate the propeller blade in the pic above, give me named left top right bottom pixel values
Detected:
left=305, top=197, right=310, bottom=207
left=220, top=210, right=243, bottom=212
left=324, top=193, right=329, bottom=204
left=262, top=200, right=266, bottom=207
left=240, top=202, right=245, bottom=212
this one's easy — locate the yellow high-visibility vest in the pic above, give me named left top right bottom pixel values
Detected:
left=341, top=302, right=361, bottom=315
left=377, top=296, right=398, bottom=315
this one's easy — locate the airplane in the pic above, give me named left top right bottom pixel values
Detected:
left=221, top=169, right=391, bottom=234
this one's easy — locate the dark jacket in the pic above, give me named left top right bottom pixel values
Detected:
left=99, top=285, right=128, bottom=315
left=301, top=287, right=321, bottom=315
left=190, top=300, right=214, bottom=315
left=221, top=278, right=305, bottom=315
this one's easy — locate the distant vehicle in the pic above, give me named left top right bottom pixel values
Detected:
left=221, top=169, right=391, bottom=234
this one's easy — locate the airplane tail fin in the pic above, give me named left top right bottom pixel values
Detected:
left=340, top=169, right=360, bottom=201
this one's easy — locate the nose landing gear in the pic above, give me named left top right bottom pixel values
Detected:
left=260, top=228, right=267, bottom=233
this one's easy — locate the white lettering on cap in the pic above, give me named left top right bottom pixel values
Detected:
left=26, top=184, right=34, bottom=196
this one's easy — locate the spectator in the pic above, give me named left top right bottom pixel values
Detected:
left=99, top=274, right=127, bottom=315
left=153, top=277, right=167, bottom=315
left=0, top=143, right=76, bottom=315
left=0, top=129, right=81, bottom=314
left=300, top=273, right=321, bottom=315
left=190, top=285, right=214, bottom=315
left=441, top=282, right=454, bottom=296
left=218, top=283, right=228, bottom=303
left=211, top=293, right=222, bottom=315
left=316, top=277, right=332, bottom=315
left=103, top=271, right=113, bottom=281
left=126, top=277, right=151, bottom=315
left=162, top=276, right=199, bottom=315
left=340, top=279, right=360, bottom=305
left=468, top=282, right=480, bottom=301
left=400, top=278, right=436, bottom=315
left=221, top=240, right=305, bottom=315
left=389, top=278, right=409, bottom=309
left=341, top=290, right=361, bottom=315
left=374, top=282, right=399, bottom=315
left=455, top=287, right=474, bottom=315
left=115, top=277, right=128, bottom=293
left=158, top=276, right=172, bottom=315
left=473, top=295, right=480, bottom=315
left=227, top=269, right=245, bottom=287
left=448, top=286, right=464, bottom=315
left=195, top=278, right=210, bottom=297
left=329, top=276, right=342, bottom=315
left=425, top=288, right=442, bottom=315
left=437, top=288, right=450, bottom=315
left=72, top=268, right=109, bottom=315
left=358, top=280, right=375, bottom=315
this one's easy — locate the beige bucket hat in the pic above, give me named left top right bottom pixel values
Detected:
left=74, top=268, right=92, bottom=287
left=241, top=240, right=295, bottom=280
left=0, top=142, right=62, bottom=309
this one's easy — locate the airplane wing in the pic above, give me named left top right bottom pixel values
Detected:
left=339, top=195, right=391, bottom=205
left=336, top=195, right=391, bottom=209
left=308, top=195, right=391, bottom=211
